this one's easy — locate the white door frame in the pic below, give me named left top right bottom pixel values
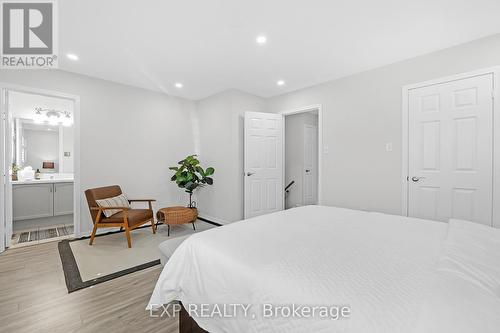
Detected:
left=0, top=82, right=82, bottom=249
left=401, top=66, right=500, bottom=227
left=0, top=89, right=5, bottom=252
left=280, top=104, right=323, bottom=207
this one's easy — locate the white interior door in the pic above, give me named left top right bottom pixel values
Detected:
left=244, top=112, right=284, bottom=219
left=303, top=124, right=318, bottom=205
left=408, top=74, right=494, bottom=225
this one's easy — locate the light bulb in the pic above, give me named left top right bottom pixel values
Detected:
left=48, top=115, right=59, bottom=126
left=33, top=111, right=44, bottom=124
left=62, top=116, right=73, bottom=127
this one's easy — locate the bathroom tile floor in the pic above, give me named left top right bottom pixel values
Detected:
left=11, top=224, right=74, bottom=248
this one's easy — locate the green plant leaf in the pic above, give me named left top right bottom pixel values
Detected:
left=170, top=155, right=214, bottom=193
left=195, top=166, right=204, bottom=175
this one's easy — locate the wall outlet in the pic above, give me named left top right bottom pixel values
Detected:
left=385, top=142, right=393, bottom=152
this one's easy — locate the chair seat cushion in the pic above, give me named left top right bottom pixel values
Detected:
left=102, top=209, right=153, bottom=227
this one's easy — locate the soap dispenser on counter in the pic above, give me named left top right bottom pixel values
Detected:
left=35, top=169, right=41, bottom=180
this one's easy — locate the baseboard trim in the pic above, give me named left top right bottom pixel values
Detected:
left=197, top=217, right=222, bottom=226
left=197, top=213, right=230, bottom=226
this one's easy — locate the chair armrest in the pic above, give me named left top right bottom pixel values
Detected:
left=128, top=199, right=156, bottom=210
left=128, top=199, right=156, bottom=202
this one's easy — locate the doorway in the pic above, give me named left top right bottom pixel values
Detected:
left=402, top=67, right=500, bottom=227
left=284, top=108, right=320, bottom=209
left=243, top=106, right=322, bottom=219
left=1, top=84, right=81, bottom=252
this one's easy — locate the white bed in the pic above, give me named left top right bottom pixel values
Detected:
left=148, top=205, right=500, bottom=332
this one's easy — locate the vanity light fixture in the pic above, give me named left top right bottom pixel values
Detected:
left=34, top=107, right=73, bottom=127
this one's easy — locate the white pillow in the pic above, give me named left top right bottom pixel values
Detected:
left=437, top=219, right=500, bottom=297
left=95, top=194, right=130, bottom=218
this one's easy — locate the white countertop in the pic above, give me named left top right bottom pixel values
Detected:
left=13, top=178, right=74, bottom=185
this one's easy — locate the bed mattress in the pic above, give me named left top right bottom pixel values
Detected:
left=148, top=206, right=454, bottom=332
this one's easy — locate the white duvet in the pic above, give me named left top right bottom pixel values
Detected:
left=148, top=206, right=457, bottom=332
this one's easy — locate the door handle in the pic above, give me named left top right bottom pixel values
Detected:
left=305, top=169, right=311, bottom=173
left=246, top=172, right=255, bottom=176
left=411, top=176, right=426, bottom=182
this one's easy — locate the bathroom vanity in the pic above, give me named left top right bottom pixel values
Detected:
left=12, top=179, right=74, bottom=221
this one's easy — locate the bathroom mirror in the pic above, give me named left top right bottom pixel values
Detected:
left=13, top=118, right=59, bottom=172
left=13, top=118, right=74, bottom=173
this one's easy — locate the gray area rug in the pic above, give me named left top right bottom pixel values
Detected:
left=58, top=219, right=219, bottom=293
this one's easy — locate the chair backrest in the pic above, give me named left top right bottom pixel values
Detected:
left=85, top=185, right=122, bottom=222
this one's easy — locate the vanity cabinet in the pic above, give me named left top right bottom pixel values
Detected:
left=13, top=182, right=74, bottom=221
left=13, top=184, right=54, bottom=220
left=54, top=183, right=74, bottom=216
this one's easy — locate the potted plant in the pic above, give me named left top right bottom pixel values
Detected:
left=169, top=155, right=215, bottom=208
left=11, top=163, right=21, bottom=181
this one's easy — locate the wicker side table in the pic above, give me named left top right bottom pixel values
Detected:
left=157, top=206, right=198, bottom=236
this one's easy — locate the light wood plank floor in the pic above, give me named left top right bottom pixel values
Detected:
left=0, top=241, right=177, bottom=333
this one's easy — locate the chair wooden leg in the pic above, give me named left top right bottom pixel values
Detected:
left=89, top=223, right=98, bottom=245
left=151, top=219, right=156, bottom=234
left=124, top=223, right=132, bottom=248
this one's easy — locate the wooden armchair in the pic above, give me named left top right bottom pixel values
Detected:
left=84, top=185, right=156, bottom=248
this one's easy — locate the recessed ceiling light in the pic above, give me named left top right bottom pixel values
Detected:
left=277, top=80, right=285, bottom=86
left=66, top=53, right=79, bottom=61
left=256, top=35, right=267, bottom=44
left=175, top=83, right=183, bottom=88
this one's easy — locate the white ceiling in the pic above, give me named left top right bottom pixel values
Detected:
left=58, top=0, right=500, bottom=100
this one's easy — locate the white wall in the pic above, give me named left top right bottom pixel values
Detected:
left=195, top=90, right=267, bottom=223
left=3, top=34, right=500, bottom=229
left=285, top=112, right=318, bottom=209
left=268, top=33, right=500, bottom=215
left=24, top=129, right=59, bottom=171
left=1, top=69, right=197, bottom=236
